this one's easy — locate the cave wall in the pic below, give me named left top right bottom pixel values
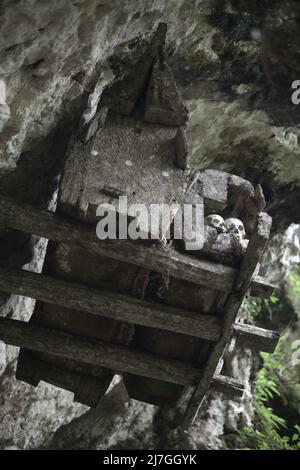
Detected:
left=0, top=0, right=299, bottom=449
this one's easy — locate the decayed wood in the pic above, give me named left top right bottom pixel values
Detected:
left=250, top=275, right=274, bottom=299
left=233, top=323, right=279, bottom=353
left=0, top=267, right=221, bottom=342
left=236, top=213, right=272, bottom=292
left=232, top=182, right=266, bottom=238
left=209, top=374, right=244, bottom=398
left=0, top=196, right=272, bottom=296
left=71, top=112, right=186, bottom=234
left=100, top=23, right=167, bottom=116
left=181, top=172, right=204, bottom=251
left=144, top=56, right=188, bottom=126
left=0, top=317, right=198, bottom=385
left=17, top=349, right=109, bottom=407
left=182, top=212, right=272, bottom=429
left=197, top=170, right=229, bottom=213
left=0, top=317, right=243, bottom=397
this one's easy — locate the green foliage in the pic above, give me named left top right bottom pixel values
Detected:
left=224, top=335, right=300, bottom=450
left=224, top=272, right=300, bottom=450
left=286, top=272, right=300, bottom=318
left=245, top=291, right=280, bottom=324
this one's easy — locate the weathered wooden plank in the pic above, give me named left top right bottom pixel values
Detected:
left=100, top=23, right=167, bottom=116
left=0, top=317, right=199, bottom=385
left=16, top=349, right=108, bottom=407
left=0, top=267, right=221, bottom=341
left=0, top=196, right=236, bottom=291
left=233, top=323, right=279, bottom=353
left=0, top=196, right=271, bottom=296
left=182, top=212, right=272, bottom=428
left=209, top=374, right=244, bottom=399
left=236, top=213, right=272, bottom=292
left=78, top=111, right=186, bottom=238
left=250, top=276, right=275, bottom=298
left=181, top=172, right=204, bottom=251
left=197, top=170, right=229, bottom=213
left=0, top=317, right=243, bottom=398
left=144, top=56, right=188, bottom=126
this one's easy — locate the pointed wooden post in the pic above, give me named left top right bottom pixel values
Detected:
left=182, top=212, right=272, bottom=429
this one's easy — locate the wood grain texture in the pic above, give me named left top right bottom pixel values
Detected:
left=209, top=374, right=244, bottom=398
left=16, top=349, right=108, bottom=407
left=0, top=196, right=271, bottom=296
left=0, top=316, right=243, bottom=398
left=236, top=213, right=272, bottom=292
left=233, top=323, right=279, bottom=353
left=62, top=112, right=187, bottom=233
left=0, top=267, right=221, bottom=341
left=250, top=276, right=275, bottom=298
left=100, top=23, right=167, bottom=116
left=182, top=212, right=272, bottom=428
left=144, top=56, right=188, bottom=126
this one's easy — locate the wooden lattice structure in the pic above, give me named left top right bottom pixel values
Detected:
left=0, top=24, right=279, bottom=429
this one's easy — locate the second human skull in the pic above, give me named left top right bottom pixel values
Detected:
left=224, top=217, right=246, bottom=240
left=205, top=214, right=226, bottom=233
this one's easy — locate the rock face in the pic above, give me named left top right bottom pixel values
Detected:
left=0, top=0, right=299, bottom=450
left=262, top=224, right=300, bottom=284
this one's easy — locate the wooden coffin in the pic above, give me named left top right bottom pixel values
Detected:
left=0, top=24, right=278, bottom=428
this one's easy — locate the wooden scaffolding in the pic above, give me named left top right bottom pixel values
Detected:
left=0, top=23, right=279, bottom=429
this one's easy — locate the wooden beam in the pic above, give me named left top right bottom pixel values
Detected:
left=250, top=276, right=275, bottom=299
left=0, top=267, right=221, bottom=342
left=233, top=323, right=279, bottom=353
left=0, top=317, right=243, bottom=398
left=182, top=212, right=272, bottom=429
left=0, top=196, right=271, bottom=296
left=236, top=213, right=272, bottom=292
left=209, top=375, right=244, bottom=399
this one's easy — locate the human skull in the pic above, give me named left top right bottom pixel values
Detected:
left=224, top=218, right=246, bottom=240
left=204, top=214, right=226, bottom=233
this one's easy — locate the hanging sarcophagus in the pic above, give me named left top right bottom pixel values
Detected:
left=0, top=23, right=279, bottom=428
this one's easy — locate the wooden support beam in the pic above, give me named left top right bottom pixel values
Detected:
left=0, top=317, right=243, bottom=398
left=250, top=276, right=275, bottom=299
left=0, top=196, right=272, bottom=296
left=0, top=267, right=221, bottom=342
left=182, top=212, right=272, bottom=429
left=233, top=323, right=279, bottom=353
left=236, top=213, right=272, bottom=292
left=209, top=374, right=244, bottom=399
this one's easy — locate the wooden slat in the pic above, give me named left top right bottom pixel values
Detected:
left=209, top=375, right=244, bottom=399
left=233, top=323, right=279, bottom=353
left=0, top=317, right=243, bottom=398
left=236, top=213, right=272, bottom=292
left=0, top=196, right=271, bottom=296
left=250, top=276, right=275, bottom=298
left=182, top=212, right=272, bottom=428
left=0, top=267, right=221, bottom=342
